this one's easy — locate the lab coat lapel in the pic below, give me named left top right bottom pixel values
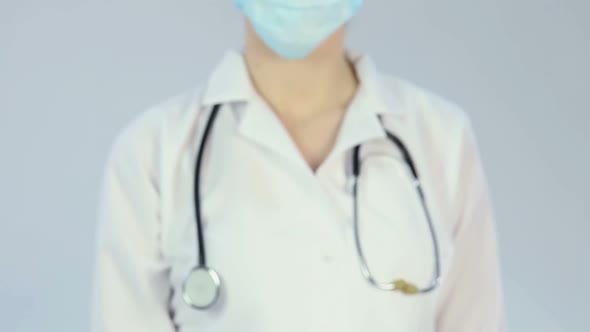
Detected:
left=330, top=86, right=387, bottom=158
left=331, top=50, right=407, bottom=156
left=237, top=97, right=309, bottom=170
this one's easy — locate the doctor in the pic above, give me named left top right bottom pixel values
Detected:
left=91, top=0, right=506, bottom=331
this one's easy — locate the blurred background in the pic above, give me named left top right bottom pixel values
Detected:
left=1, top=0, right=588, bottom=331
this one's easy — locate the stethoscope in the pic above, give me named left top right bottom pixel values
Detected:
left=182, top=103, right=442, bottom=310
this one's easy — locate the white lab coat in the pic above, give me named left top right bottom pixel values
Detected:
left=91, top=49, right=507, bottom=332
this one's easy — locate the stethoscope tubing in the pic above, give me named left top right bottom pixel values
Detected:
left=193, top=103, right=222, bottom=267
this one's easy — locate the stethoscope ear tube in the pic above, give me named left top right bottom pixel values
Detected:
left=193, top=104, right=222, bottom=267
left=351, top=131, right=441, bottom=294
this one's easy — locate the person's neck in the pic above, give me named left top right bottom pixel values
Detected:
left=242, top=38, right=358, bottom=122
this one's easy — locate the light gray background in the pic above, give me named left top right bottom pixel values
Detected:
left=1, top=1, right=588, bottom=331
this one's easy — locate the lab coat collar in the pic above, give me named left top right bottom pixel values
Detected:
left=200, top=48, right=407, bottom=116
left=199, top=49, right=407, bottom=170
left=346, top=48, right=406, bottom=116
left=200, top=50, right=256, bottom=106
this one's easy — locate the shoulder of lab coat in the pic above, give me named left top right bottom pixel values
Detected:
left=90, top=88, right=201, bottom=332
left=387, top=77, right=508, bottom=331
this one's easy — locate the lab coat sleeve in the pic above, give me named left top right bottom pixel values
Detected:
left=435, top=114, right=508, bottom=331
left=90, top=113, right=176, bottom=332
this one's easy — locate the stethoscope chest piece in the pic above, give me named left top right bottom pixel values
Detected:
left=182, top=266, right=221, bottom=310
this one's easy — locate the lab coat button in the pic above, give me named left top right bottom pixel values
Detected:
left=321, top=251, right=334, bottom=263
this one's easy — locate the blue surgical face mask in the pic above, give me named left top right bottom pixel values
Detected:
left=235, top=0, right=363, bottom=60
